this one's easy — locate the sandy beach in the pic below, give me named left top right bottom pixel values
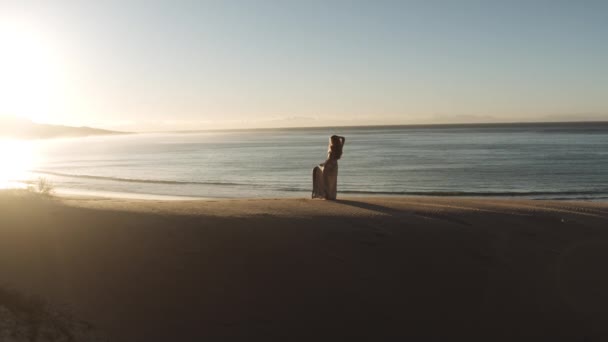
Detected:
left=1, top=191, right=608, bottom=341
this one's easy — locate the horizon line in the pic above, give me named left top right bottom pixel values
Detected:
left=136, top=119, right=608, bottom=134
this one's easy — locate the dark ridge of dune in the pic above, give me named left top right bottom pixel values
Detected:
left=0, top=284, right=102, bottom=342
left=0, top=116, right=126, bottom=139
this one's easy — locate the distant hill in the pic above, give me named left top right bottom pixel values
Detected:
left=0, top=117, right=125, bottom=139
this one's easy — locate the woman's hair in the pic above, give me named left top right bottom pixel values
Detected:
left=328, top=135, right=345, bottom=160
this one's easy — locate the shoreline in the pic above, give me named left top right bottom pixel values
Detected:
left=5, top=182, right=603, bottom=202
left=53, top=187, right=608, bottom=202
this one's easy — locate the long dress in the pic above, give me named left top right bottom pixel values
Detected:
left=312, top=135, right=345, bottom=200
left=312, top=157, right=338, bottom=200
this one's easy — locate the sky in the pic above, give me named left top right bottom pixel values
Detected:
left=0, top=0, right=607, bottom=131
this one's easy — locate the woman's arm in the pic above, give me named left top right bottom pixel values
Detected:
left=340, top=136, right=345, bottom=146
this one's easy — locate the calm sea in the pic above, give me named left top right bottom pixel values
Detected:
left=15, top=122, right=608, bottom=200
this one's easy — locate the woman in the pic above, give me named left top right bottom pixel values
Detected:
left=312, top=135, right=345, bottom=200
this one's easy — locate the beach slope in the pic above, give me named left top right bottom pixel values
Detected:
left=1, top=192, right=608, bottom=341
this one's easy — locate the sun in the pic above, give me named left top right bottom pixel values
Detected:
left=0, top=19, right=66, bottom=123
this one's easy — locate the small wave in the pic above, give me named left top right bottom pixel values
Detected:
left=277, top=187, right=608, bottom=197
left=338, top=190, right=608, bottom=197
left=31, top=170, right=244, bottom=187
left=276, top=187, right=608, bottom=197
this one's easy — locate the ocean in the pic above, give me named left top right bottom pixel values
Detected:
left=8, top=122, right=608, bottom=200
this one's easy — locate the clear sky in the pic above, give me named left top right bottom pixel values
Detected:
left=0, top=1, right=607, bottom=131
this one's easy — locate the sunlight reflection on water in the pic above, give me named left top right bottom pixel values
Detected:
left=0, top=139, right=36, bottom=189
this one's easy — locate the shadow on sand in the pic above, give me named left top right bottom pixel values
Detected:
left=334, top=199, right=400, bottom=216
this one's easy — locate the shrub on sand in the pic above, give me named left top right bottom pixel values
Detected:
left=28, top=177, right=55, bottom=197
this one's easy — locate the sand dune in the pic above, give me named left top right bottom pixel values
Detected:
left=1, top=191, right=608, bottom=341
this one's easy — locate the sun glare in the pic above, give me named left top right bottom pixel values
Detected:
left=0, top=19, right=66, bottom=123
left=0, top=139, right=35, bottom=189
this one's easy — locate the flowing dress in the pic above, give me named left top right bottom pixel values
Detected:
left=312, top=136, right=344, bottom=200
left=312, top=158, right=338, bottom=200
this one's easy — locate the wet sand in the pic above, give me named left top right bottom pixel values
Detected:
left=1, top=191, right=608, bottom=341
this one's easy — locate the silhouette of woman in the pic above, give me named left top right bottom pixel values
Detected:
left=312, top=135, right=345, bottom=200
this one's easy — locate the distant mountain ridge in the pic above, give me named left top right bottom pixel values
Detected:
left=0, top=117, right=124, bottom=139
